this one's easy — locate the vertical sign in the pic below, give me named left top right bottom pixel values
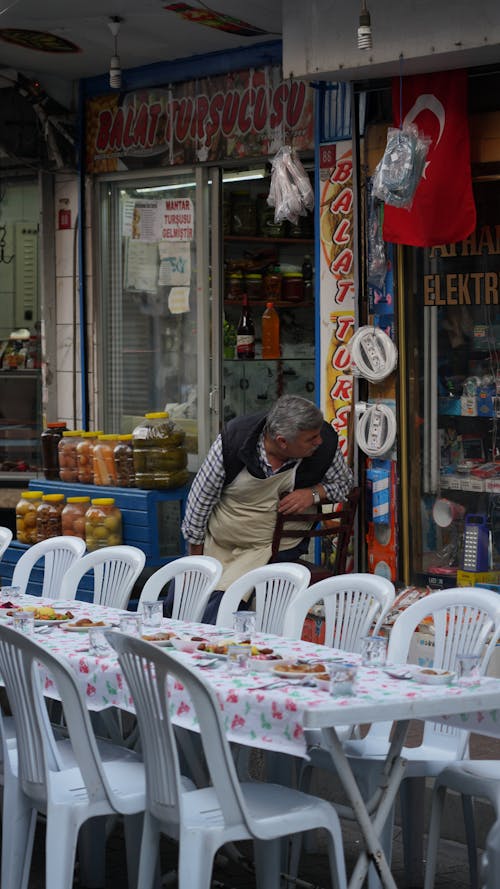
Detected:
left=319, top=141, right=355, bottom=460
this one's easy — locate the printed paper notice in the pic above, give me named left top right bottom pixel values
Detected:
left=168, top=287, right=190, bottom=314
left=131, top=201, right=159, bottom=242
left=125, top=240, right=158, bottom=292
left=158, top=241, right=191, bottom=286
left=160, top=198, right=194, bottom=240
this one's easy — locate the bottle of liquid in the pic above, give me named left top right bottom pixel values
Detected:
left=236, top=293, right=255, bottom=359
left=261, top=302, right=280, bottom=359
left=302, top=254, right=313, bottom=300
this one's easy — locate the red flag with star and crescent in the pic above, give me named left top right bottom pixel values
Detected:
left=382, top=69, right=476, bottom=248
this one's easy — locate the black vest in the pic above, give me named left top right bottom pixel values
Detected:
left=221, top=410, right=338, bottom=490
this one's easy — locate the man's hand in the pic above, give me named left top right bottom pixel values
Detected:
left=278, top=488, right=320, bottom=514
left=188, top=543, right=204, bottom=555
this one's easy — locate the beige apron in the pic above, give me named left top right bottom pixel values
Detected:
left=204, top=464, right=314, bottom=592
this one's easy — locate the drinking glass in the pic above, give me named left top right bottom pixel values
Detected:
left=88, top=627, right=111, bottom=656
left=12, top=611, right=34, bottom=635
left=330, top=662, right=358, bottom=696
left=455, top=653, right=481, bottom=687
left=119, top=614, right=142, bottom=635
left=0, top=585, right=21, bottom=602
left=232, top=611, right=257, bottom=637
left=361, top=634, right=388, bottom=667
left=142, top=601, right=163, bottom=628
left=227, top=644, right=250, bottom=673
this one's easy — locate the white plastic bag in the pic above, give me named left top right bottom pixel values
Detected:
left=372, top=122, right=430, bottom=209
left=267, top=146, right=314, bottom=224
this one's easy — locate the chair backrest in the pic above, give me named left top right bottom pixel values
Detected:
left=137, top=555, right=223, bottom=621
left=281, top=572, right=395, bottom=643
left=59, top=545, right=146, bottom=609
left=107, top=631, right=257, bottom=834
left=0, top=526, right=13, bottom=561
left=216, top=563, right=311, bottom=634
left=270, top=487, right=360, bottom=578
left=11, top=535, right=86, bottom=597
left=381, top=587, right=500, bottom=755
left=0, top=624, right=114, bottom=807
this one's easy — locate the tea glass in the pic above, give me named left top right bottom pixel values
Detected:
left=0, top=585, right=21, bottom=602
left=142, top=601, right=163, bottom=629
left=88, top=627, right=111, bottom=656
left=12, top=611, right=34, bottom=635
left=455, top=653, right=481, bottom=687
left=330, top=662, right=358, bottom=696
left=361, top=634, right=388, bottom=667
left=232, top=611, right=257, bottom=637
left=119, top=614, right=143, bottom=636
left=227, top=644, right=250, bottom=673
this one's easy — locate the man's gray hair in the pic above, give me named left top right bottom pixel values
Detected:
left=264, top=395, right=324, bottom=441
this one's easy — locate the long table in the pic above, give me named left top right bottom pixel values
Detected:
left=7, top=595, right=500, bottom=889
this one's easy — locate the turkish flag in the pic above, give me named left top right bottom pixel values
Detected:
left=382, top=69, right=476, bottom=248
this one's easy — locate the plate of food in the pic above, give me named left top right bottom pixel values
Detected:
left=409, top=667, right=455, bottom=686
left=8, top=605, right=75, bottom=625
left=272, top=662, right=327, bottom=680
left=63, top=618, right=112, bottom=632
left=141, top=631, right=176, bottom=646
left=248, top=648, right=284, bottom=672
left=195, top=638, right=243, bottom=656
left=312, top=672, right=331, bottom=691
left=170, top=635, right=210, bottom=653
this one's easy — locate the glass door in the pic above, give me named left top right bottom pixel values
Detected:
left=98, top=168, right=212, bottom=470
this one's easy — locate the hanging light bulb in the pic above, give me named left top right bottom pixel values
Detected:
left=108, top=16, right=122, bottom=89
left=357, top=0, right=373, bottom=50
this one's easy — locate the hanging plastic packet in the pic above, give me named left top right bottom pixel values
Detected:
left=267, top=146, right=314, bottom=224
left=367, top=197, right=387, bottom=289
left=372, top=122, right=430, bottom=209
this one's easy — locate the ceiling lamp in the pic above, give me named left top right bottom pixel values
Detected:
left=108, top=16, right=122, bottom=89
left=357, top=0, right=373, bottom=50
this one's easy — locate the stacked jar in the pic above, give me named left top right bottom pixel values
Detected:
left=77, top=431, right=100, bottom=484
left=282, top=271, right=304, bottom=303
left=132, top=411, right=189, bottom=489
left=85, top=498, right=122, bottom=551
left=41, top=422, right=67, bottom=480
left=58, top=430, right=82, bottom=483
left=244, top=273, right=263, bottom=300
left=114, top=434, right=135, bottom=487
left=263, top=267, right=282, bottom=302
left=36, top=493, right=65, bottom=542
left=16, top=490, right=44, bottom=544
left=93, top=434, right=119, bottom=486
left=61, top=496, right=90, bottom=540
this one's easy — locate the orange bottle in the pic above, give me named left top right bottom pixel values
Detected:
left=261, top=302, right=280, bottom=359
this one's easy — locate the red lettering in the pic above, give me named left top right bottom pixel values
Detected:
left=221, top=91, right=240, bottom=136
left=270, top=83, right=287, bottom=129
left=333, top=219, right=351, bottom=245
left=253, top=86, right=268, bottom=131
left=335, top=316, right=355, bottom=341
left=122, top=107, right=136, bottom=149
left=206, top=93, right=224, bottom=141
left=334, top=280, right=355, bottom=304
left=331, top=345, right=352, bottom=372
left=331, top=249, right=353, bottom=276
left=108, top=107, right=124, bottom=150
left=175, top=97, right=193, bottom=143
left=330, top=376, right=353, bottom=400
left=147, top=103, right=161, bottom=145
left=331, top=160, right=352, bottom=183
left=286, top=81, right=306, bottom=129
left=192, top=95, right=209, bottom=141
left=330, top=187, right=353, bottom=214
left=237, top=89, right=254, bottom=133
left=96, top=110, right=112, bottom=151
left=332, top=406, right=351, bottom=433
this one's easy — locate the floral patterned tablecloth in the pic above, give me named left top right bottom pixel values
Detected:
left=6, top=596, right=500, bottom=759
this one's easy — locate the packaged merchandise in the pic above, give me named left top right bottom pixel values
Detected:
left=41, top=422, right=67, bottom=480
left=236, top=294, right=255, bottom=360
left=36, top=493, right=65, bottom=541
left=261, top=302, right=280, bottom=359
left=58, top=431, right=82, bottom=483
left=93, top=435, right=119, bottom=486
left=132, top=412, right=189, bottom=489
left=61, top=496, right=90, bottom=540
left=85, top=498, right=122, bottom=550
left=77, top=431, right=100, bottom=484
left=114, top=435, right=135, bottom=487
left=16, top=490, right=44, bottom=544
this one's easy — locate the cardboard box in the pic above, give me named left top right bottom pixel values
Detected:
left=456, top=570, right=500, bottom=587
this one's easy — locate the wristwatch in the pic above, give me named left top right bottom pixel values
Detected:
left=311, top=487, right=321, bottom=505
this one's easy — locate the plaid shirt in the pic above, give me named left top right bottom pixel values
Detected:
left=182, top=432, right=354, bottom=545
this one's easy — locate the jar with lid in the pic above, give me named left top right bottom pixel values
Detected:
left=16, top=490, right=44, bottom=544
left=93, top=435, right=119, bottom=486
left=77, top=431, right=100, bottom=484
left=85, top=498, right=122, bottom=551
left=36, top=493, right=65, bottom=542
left=132, top=411, right=189, bottom=489
left=58, top=431, right=82, bottom=483
left=226, top=270, right=244, bottom=300
left=114, top=435, right=135, bottom=487
left=282, top=271, right=304, bottom=303
left=61, top=496, right=90, bottom=540
left=263, top=267, right=282, bottom=302
left=230, top=191, right=257, bottom=236
left=244, top=273, right=263, bottom=301
left=41, top=422, right=67, bottom=480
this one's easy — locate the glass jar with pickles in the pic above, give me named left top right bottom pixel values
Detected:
left=114, top=434, right=135, bottom=487
left=132, top=411, right=189, bottom=489
left=61, top=496, right=90, bottom=540
left=93, top=435, right=119, bottom=486
left=36, top=493, right=65, bottom=542
left=58, top=431, right=82, bottom=483
left=85, top=498, right=122, bottom=551
left=16, top=490, right=44, bottom=544
left=77, top=431, right=100, bottom=484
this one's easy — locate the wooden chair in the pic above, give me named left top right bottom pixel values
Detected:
left=270, top=486, right=360, bottom=582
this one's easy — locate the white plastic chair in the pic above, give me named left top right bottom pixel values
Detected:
left=0, top=623, right=146, bottom=889
left=216, top=563, right=311, bottom=634
left=137, top=555, right=222, bottom=621
left=343, top=587, right=500, bottom=888
left=11, top=535, right=86, bottom=597
left=424, top=760, right=500, bottom=889
left=0, top=526, right=12, bottom=561
left=106, top=630, right=348, bottom=889
left=57, top=544, right=146, bottom=609
left=281, top=572, right=396, bottom=641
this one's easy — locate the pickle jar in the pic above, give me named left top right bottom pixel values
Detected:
left=263, top=267, right=282, bottom=301
left=36, top=493, right=65, bottom=542
left=282, top=271, right=304, bottom=303
left=76, top=431, right=100, bottom=484
left=85, top=498, right=122, bottom=551
left=41, top=422, right=67, bottom=480
left=16, top=490, right=44, bottom=544
left=132, top=411, right=189, bottom=489
left=114, top=434, right=135, bottom=488
left=93, top=435, right=119, bottom=486
left=61, top=496, right=90, bottom=540
left=58, top=430, right=82, bottom=483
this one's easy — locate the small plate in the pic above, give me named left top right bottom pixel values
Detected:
left=63, top=622, right=113, bottom=632
left=141, top=633, right=174, bottom=647
left=34, top=617, right=73, bottom=626
left=272, top=666, right=311, bottom=680
left=170, top=636, right=208, bottom=653
left=410, top=667, right=455, bottom=686
left=313, top=674, right=331, bottom=691
left=249, top=656, right=284, bottom=673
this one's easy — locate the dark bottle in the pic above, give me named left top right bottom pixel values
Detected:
left=302, top=254, right=314, bottom=300
left=236, top=294, right=255, bottom=359
left=41, top=421, right=67, bottom=480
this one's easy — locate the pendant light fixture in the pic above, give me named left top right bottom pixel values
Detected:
left=357, top=0, right=373, bottom=50
left=108, top=16, right=123, bottom=89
